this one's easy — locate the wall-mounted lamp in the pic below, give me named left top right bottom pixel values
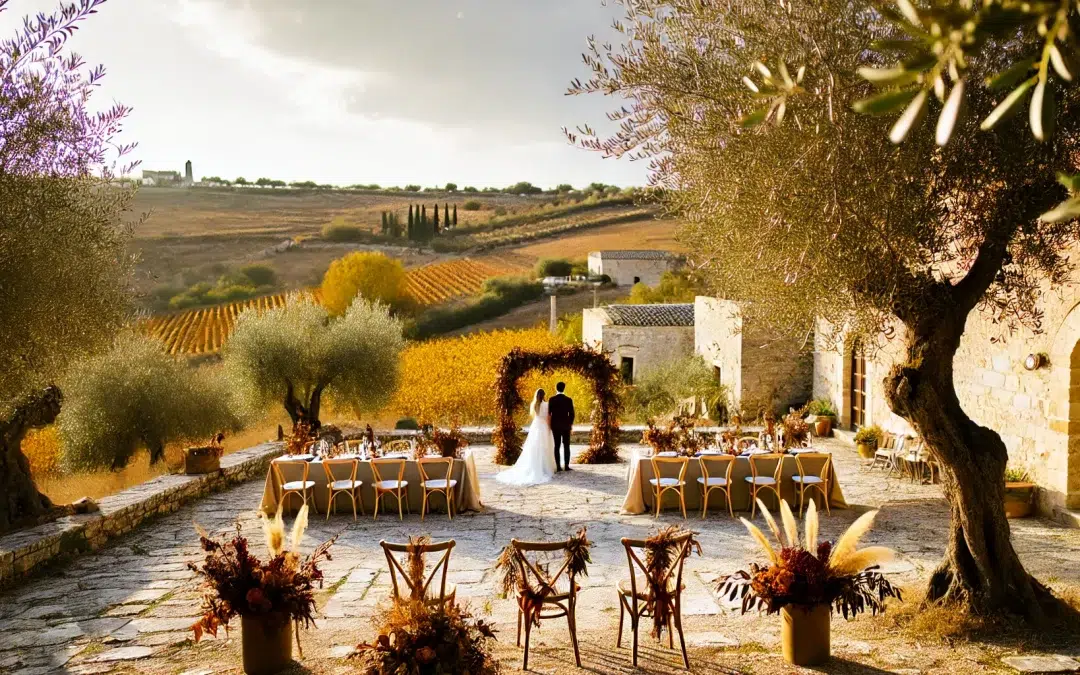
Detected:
left=1023, top=353, right=1048, bottom=371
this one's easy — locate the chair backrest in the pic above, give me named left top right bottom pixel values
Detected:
left=650, top=456, right=689, bottom=483
left=748, top=453, right=784, bottom=482
left=736, top=435, right=759, bottom=451
left=335, top=439, right=353, bottom=455
left=272, top=459, right=310, bottom=486
left=371, top=458, right=406, bottom=484
left=322, top=458, right=358, bottom=483
left=381, top=539, right=456, bottom=602
left=794, top=453, right=832, bottom=483
left=383, top=439, right=412, bottom=456
left=509, top=539, right=579, bottom=598
left=620, top=533, right=694, bottom=602
left=699, top=455, right=735, bottom=484
left=894, top=435, right=907, bottom=453
left=418, top=457, right=453, bottom=483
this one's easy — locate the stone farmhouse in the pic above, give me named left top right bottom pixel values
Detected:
left=583, top=303, right=696, bottom=384
left=587, top=250, right=681, bottom=286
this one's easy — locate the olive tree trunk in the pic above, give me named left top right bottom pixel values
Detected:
left=0, top=387, right=61, bottom=534
left=884, top=316, right=1056, bottom=617
left=283, top=381, right=324, bottom=430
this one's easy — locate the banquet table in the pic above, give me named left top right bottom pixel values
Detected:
left=622, top=448, right=848, bottom=515
left=260, top=452, right=483, bottom=516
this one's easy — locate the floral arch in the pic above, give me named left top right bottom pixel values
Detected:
left=493, top=345, right=622, bottom=465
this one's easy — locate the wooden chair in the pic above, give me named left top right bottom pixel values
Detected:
left=380, top=539, right=456, bottom=606
left=793, top=453, right=833, bottom=516
left=616, top=534, right=693, bottom=669
left=697, top=455, right=735, bottom=519
left=745, top=453, right=784, bottom=518
left=871, top=433, right=903, bottom=472
left=382, top=439, right=412, bottom=457
left=509, top=538, right=582, bottom=671
left=649, top=456, right=690, bottom=519
left=418, top=457, right=458, bottom=521
left=272, top=459, right=315, bottom=513
left=371, top=458, right=410, bottom=520
left=322, top=458, right=364, bottom=520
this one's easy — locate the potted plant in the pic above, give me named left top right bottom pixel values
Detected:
left=718, top=499, right=901, bottom=666
left=853, top=425, right=883, bottom=459
left=807, top=399, right=838, bottom=437
left=184, top=433, right=225, bottom=475
left=189, top=506, right=336, bottom=675
left=418, top=424, right=469, bottom=458
left=1004, top=467, right=1037, bottom=519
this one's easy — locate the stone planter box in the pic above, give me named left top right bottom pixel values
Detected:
left=1004, top=481, right=1037, bottom=519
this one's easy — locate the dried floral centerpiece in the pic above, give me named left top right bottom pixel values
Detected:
left=284, top=421, right=315, bottom=456
left=781, top=409, right=810, bottom=450
left=353, top=536, right=499, bottom=675
left=643, top=415, right=705, bottom=457
left=642, top=418, right=678, bottom=454
left=417, top=424, right=469, bottom=459
left=189, top=506, right=336, bottom=674
left=717, top=499, right=901, bottom=666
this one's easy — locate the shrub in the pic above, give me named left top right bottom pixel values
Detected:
left=1004, top=466, right=1032, bottom=483
left=493, top=206, right=507, bottom=216
left=320, top=251, right=414, bottom=316
left=462, top=186, right=478, bottom=193
left=404, top=184, right=422, bottom=192
left=445, top=183, right=458, bottom=192
left=807, top=398, right=838, bottom=418
left=627, top=270, right=698, bottom=304
left=58, top=334, right=242, bottom=471
left=556, top=313, right=583, bottom=343
left=535, top=258, right=574, bottom=278
left=462, top=200, right=482, bottom=211
left=503, top=181, right=543, bottom=195
left=626, top=355, right=729, bottom=422
left=321, top=217, right=368, bottom=242
left=394, top=417, right=419, bottom=430
left=409, top=276, right=543, bottom=338
left=238, top=263, right=276, bottom=287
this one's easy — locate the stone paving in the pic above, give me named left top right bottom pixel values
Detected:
left=2, top=439, right=1080, bottom=674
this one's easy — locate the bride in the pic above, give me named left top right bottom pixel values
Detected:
left=496, top=388, right=557, bottom=486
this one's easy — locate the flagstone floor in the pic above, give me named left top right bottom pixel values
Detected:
left=2, top=440, right=1080, bottom=674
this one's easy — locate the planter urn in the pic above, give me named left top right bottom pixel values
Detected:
left=183, top=446, right=221, bottom=475
left=780, top=603, right=831, bottom=666
left=813, top=416, right=834, bottom=438
left=856, top=442, right=876, bottom=459
left=1004, top=481, right=1036, bottom=519
left=241, top=613, right=293, bottom=675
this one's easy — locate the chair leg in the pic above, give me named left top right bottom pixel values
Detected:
left=326, top=489, right=332, bottom=521
left=667, top=614, right=674, bottom=648
left=676, top=613, right=689, bottom=669
left=448, top=490, right=454, bottom=521
left=351, top=492, right=357, bottom=521
left=373, top=491, right=380, bottom=520
left=421, top=491, right=427, bottom=521
left=799, top=484, right=805, bottom=517
left=749, top=487, right=757, bottom=518
left=700, top=487, right=706, bottom=520
left=631, top=608, right=639, bottom=668
left=523, top=618, right=532, bottom=671
left=397, top=491, right=404, bottom=521
left=568, top=605, right=581, bottom=667
left=654, top=487, right=661, bottom=519
left=823, top=484, right=831, bottom=516
left=516, top=607, right=522, bottom=647
left=679, top=488, right=687, bottom=520
left=617, top=598, right=625, bottom=648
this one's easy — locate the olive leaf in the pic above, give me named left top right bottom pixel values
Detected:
left=889, top=89, right=928, bottom=144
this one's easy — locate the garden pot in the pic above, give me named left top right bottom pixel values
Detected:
left=780, top=603, right=830, bottom=666
left=1004, top=481, right=1036, bottom=519
left=814, top=416, right=833, bottom=438
left=183, top=447, right=220, bottom=475
left=856, top=442, right=876, bottom=459
left=241, top=613, right=293, bottom=675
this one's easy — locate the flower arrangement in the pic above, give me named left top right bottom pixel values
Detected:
left=417, top=424, right=469, bottom=459
left=284, top=421, right=315, bottom=456
left=365, top=424, right=376, bottom=446
left=781, top=410, right=810, bottom=449
left=718, top=499, right=901, bottom=618
left=643, top=415, right=705, bottom=456
left=188, top=506, right=336, bottom=650
left=352, top=535, right=499, bottom=675
left=642, top=418, right=678, bottom=453
left=719, top=415, right=744, bottom=453
left=495, top=527, right=592, bottom=628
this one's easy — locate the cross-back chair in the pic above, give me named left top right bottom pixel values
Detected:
left=509, top=538, right=582, bottom=671
left=371, top=458, right=410, bottom=520
left=380, top=539, right=456, bottom=606
left=322, top=458, right=364, bottom=520
left=736, top=435, right=760, bottom=452
left=272, top=459, right=315, bottom=513
left=745, top=453, right=784, bottom=517
left=616, top=534, right=694, bottom=670
left=793, top=452, right=832, bottom=516
left=418, top=457, right=458, bottom=521
left=649, top=456, right=689, bottom=519
left=698, top=454, right=736, bottom=518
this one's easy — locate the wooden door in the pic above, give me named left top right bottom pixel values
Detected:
left=850, top=341, right=867, bottom=428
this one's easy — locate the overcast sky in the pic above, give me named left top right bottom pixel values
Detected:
left=2, top=0, right=648, bottom=188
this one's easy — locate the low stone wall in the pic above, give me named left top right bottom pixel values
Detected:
left=0, top=441, right=282, bottom=589
left=349, top=425, right=738, bottom=446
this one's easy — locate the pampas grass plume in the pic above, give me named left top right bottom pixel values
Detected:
left=739, top=517, right=778, bottom=564
left=263, top=506, right=285, bottom=557
left=290, top=504, right=309, bottom=552
left=779, top=499, right=799, bottom=547
left=830, top=509, right=877, bottom=563
left=829, top=545, right=895, bottom=576
left=756, top=499, right=783, bottom=546
left=804, top=500, right=819, bottom=554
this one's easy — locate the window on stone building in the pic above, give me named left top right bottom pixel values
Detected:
left=633, top=276, right=641, bottom=284
left=620, top=356, right=635, bottom=384
left=713, top=365, right=723, bottom=384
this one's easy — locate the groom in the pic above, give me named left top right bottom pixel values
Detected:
left=548, top=381, right=575, bottom=471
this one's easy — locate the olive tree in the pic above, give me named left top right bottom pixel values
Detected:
left=224, top=295, right=404, bottom=428
left=58, top=334, right=242, bottom=471
left=0, top=0, right=137, bottom=532
left=568, top=0, right=1079, bottom=618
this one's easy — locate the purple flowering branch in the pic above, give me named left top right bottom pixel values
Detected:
left=0, top=0, right=137, bottom=178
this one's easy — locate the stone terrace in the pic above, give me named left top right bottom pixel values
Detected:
left=2, top=439, right=1080, bottom=674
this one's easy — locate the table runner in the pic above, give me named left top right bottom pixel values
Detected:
left=622, top=448, right=848, bottom=515
left=261, top=451, right=483, bottom=515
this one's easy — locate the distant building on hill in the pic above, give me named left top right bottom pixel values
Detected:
left=141, top=159, right=194, bottom=187
left=582, top=303, right=696, bottom=384
left=587, top=250, right=681, bottom=286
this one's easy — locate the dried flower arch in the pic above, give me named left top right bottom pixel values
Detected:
left=494, top=345, right=622, bottom=465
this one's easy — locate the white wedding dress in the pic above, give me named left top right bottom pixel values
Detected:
left=496, top=401, right=557, bottom=486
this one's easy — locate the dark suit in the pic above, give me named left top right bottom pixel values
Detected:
left=548, top=392, right=575, bottom=468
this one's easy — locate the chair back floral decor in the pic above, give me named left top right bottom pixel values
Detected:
left=494, top=346, right=621, bottom=464
left=717, top=499, right=901, bottom=666
left=189, top=505, right=336, bottom=675
left=353, top=535, right=499, bottom=675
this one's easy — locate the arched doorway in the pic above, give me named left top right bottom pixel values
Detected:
left=493, top=346, right=622, bottom=465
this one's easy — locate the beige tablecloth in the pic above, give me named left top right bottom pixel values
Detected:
left=261, top=452, right=483, bottom=516
left=622, top=449, right=847, bottom=515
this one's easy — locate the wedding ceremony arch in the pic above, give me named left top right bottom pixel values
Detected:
left=493, top=345, right=622, bottom=465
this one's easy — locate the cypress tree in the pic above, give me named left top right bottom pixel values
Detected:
left=421, top=204, right=427, bottom=226
left=433, top=202, right=440, bottom=232
left=452, top=203, right=458, bottom=226
left=381, top=211, right=388, bottom=234
left=444, top=203, right=450, bottom=228
left=408, top=204, right=414, bottom=229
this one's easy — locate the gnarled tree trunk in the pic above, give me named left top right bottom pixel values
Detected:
left=0, top=387, right=61, bottom=534
left=283, top=381, right=324, bottom=430
left=884, top=316, right=1057, bottom=618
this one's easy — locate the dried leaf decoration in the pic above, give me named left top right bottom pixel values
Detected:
left=493, top=528, right=592, bottom=629
left=406, top=534, right=432, bottom=601
left=644, top=525, right=700, bottom=638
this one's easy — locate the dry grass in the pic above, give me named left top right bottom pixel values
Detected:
left=512, top=216, right=684, bottom=260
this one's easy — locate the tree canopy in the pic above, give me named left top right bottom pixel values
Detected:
left=320, top=251, right=414, bottom=316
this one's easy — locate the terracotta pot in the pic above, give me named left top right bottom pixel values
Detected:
left=780, top=603, right=830, bottom=666
left=241, top=613, right=293, bottom=675
left=814, top=416, right=833, bottom=438
left=1004, top=482, right=1036, bottom=519
left=183, top=447, right=220, bottom=475
left=856, top=442, right=876, bottom=459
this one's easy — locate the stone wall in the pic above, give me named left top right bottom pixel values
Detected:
left=598, top=324, right=696, bottom=382
left=587, top=254, right=674, bottom=287
left=0, top=442, right=282, bottom=588
left=695, top=297, right=743, bottom=407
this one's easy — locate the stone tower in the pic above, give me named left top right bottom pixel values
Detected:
left=184, top=160, right=193, bottom=184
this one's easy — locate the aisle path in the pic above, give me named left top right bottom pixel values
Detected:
left=2, top=440, right=1079, bottom=674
